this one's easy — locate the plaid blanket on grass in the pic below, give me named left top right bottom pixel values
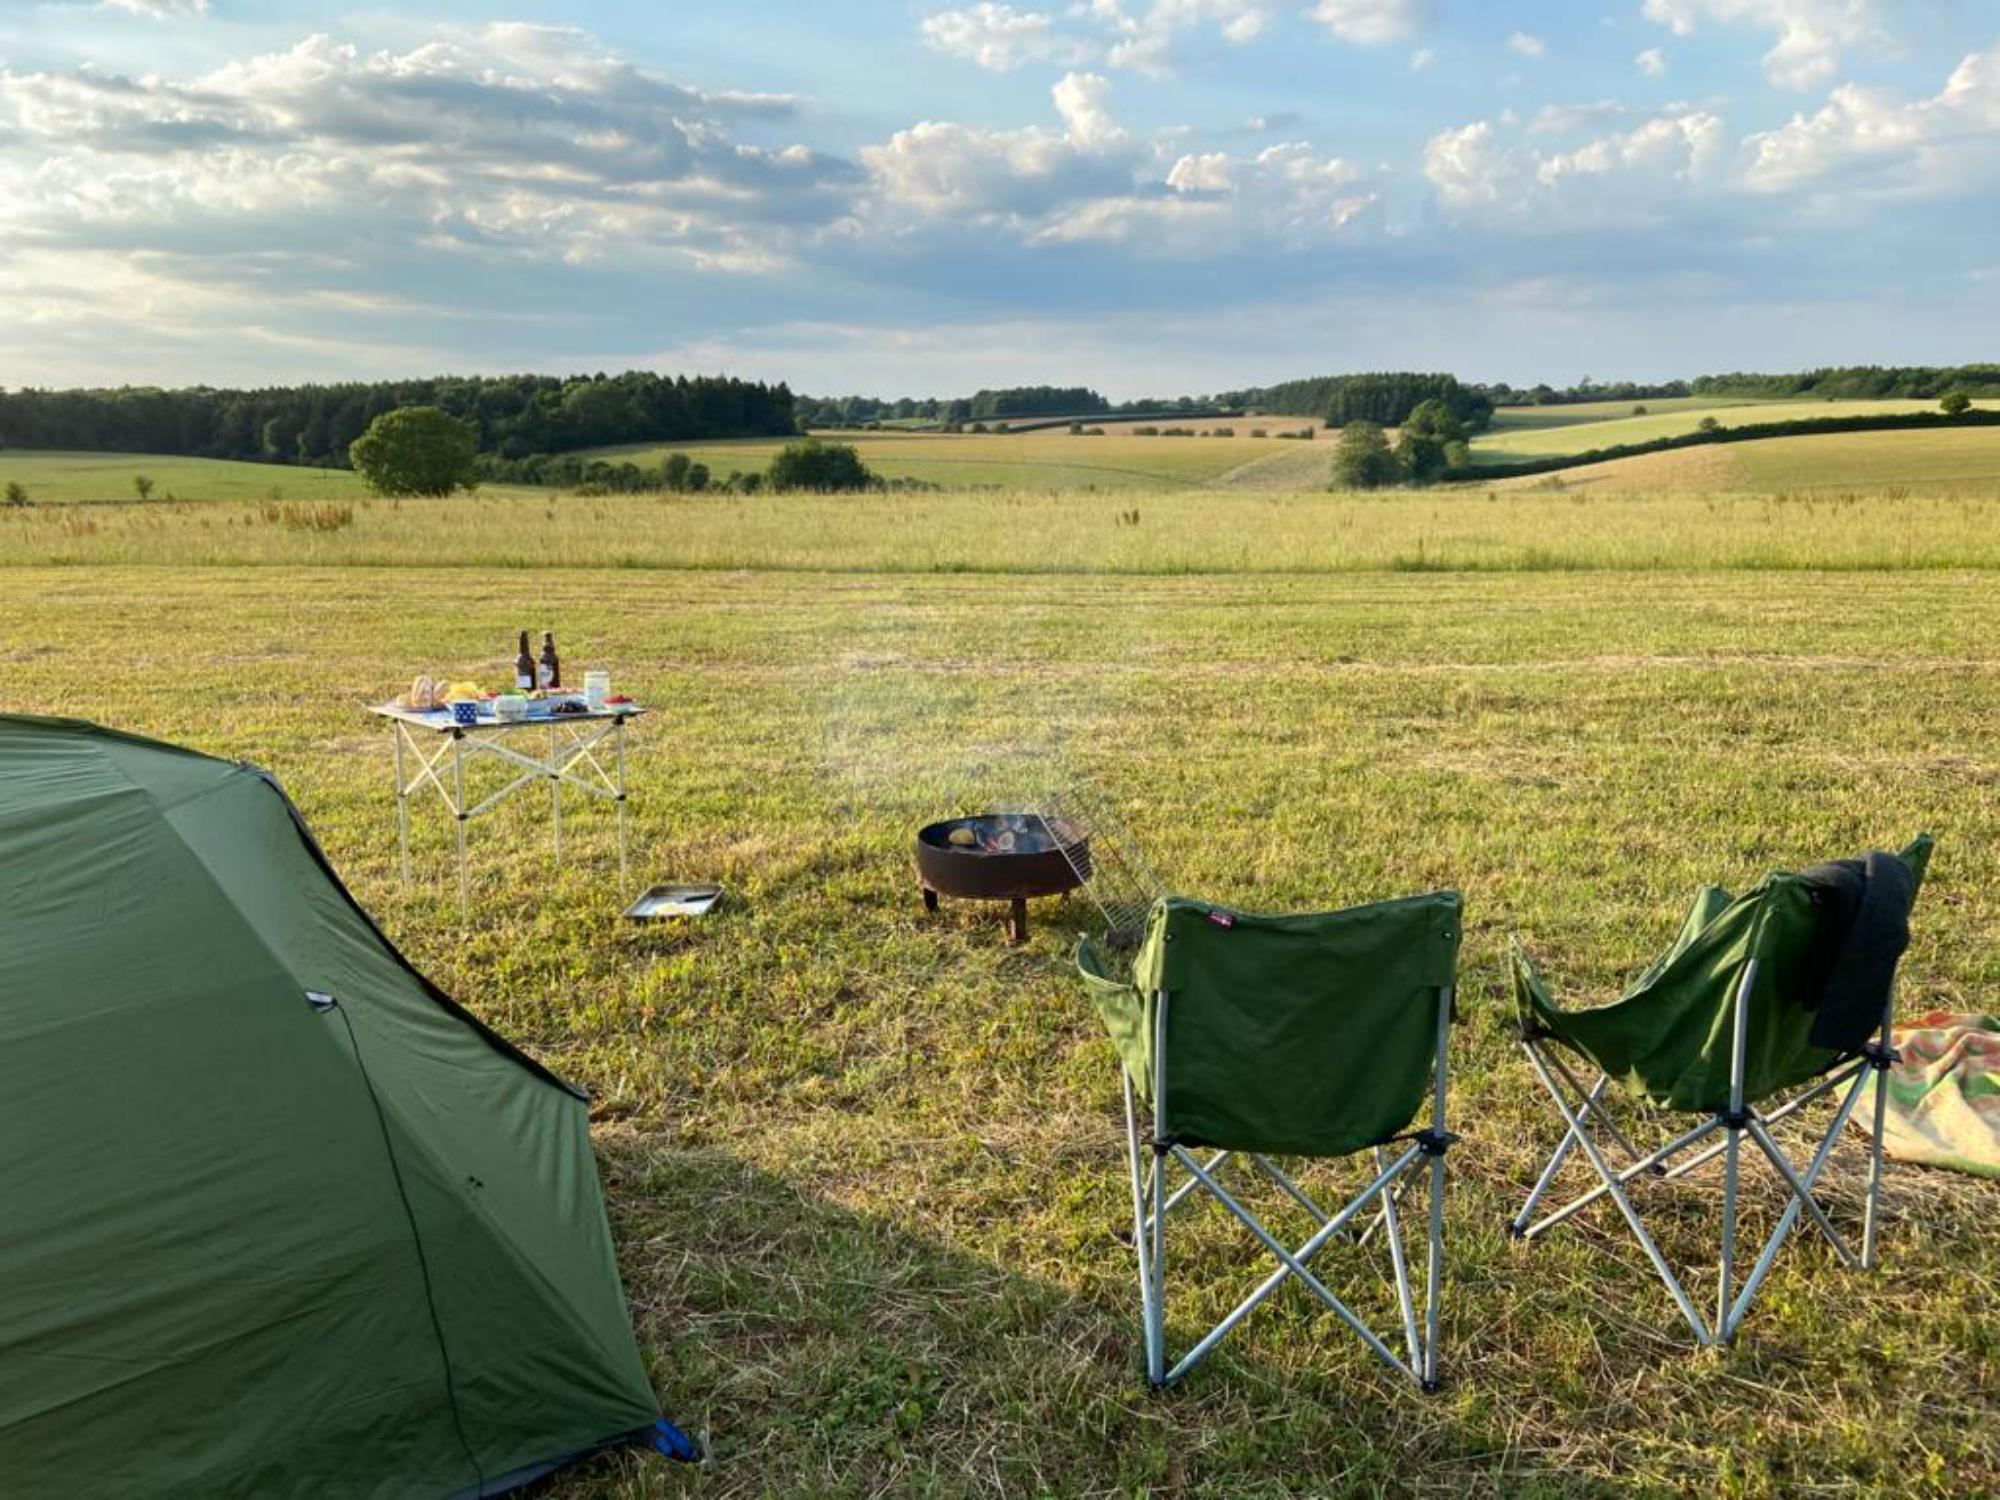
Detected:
left=1854, top=1012, right=2000, bottom=1178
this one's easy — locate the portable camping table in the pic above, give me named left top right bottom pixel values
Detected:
left=368, top=700, right=644, bottom=918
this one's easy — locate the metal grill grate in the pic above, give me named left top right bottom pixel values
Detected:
left=1023, top=777, right=1165, bottom=949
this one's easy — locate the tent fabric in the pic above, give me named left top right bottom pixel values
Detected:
left=1079, top=891, right=1461, bottom=1157
left=1511, top=836, right=1933, bottom=1114
left=0, top=714, right=668, bottom=1499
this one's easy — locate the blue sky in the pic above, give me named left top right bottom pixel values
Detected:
left=3, top=1, right=1998, bottom=395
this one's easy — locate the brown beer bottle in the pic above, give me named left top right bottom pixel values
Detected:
left=515, top=631, right=535, bottom=692
left=539, top=631, right=561, bottom=690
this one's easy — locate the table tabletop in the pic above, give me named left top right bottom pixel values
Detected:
left=369, top=700, right=647, bottom=732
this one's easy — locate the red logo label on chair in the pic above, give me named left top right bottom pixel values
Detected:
left=1207, top=910, right=1235, bottom=929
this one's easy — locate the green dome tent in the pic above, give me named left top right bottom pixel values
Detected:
left=0, top=715, right=693, bottom=1496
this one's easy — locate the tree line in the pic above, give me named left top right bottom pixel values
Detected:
left=794, top=385, right=1233, bottom=428
left=0, top=371, right=797, bottom=468
left=1471, top=377, right=1692, bottom=407
left=1234, top=372, right=1495, bottom=430
left=1689, top=364, right=2000, bottom=400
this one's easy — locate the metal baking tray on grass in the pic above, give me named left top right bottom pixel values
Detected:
left=624, top=883, right=724, bottom=920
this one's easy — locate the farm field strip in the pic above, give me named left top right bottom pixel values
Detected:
left=585, top=428, right=1318, bottom=488
left=1498, top=425, right=2000, bottom=495
left=1471, top=398, right=2000, bottom=463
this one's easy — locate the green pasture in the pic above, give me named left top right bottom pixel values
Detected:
left=2, top=494, right=1997, bottom=1495
left=0, top=450, right=376, bottom=506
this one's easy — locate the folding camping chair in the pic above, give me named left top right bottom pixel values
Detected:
left=1077, top=891, right=1462, bottom=1389
left=1507, top=836, right=1931, bottom=1347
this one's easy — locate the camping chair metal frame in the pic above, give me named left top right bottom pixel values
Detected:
left=1122, top=982, right=1453, bottom=1390
left=1510, top=958, right=1899, bottom=1346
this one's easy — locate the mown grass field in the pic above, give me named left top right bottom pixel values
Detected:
left=1471, top=399, right=1999, bottom=465
left=588, top=425, right=1319, bottom=491
left=2, top=488, right=1997, bottom=1497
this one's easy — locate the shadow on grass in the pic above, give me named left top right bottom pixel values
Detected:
left=548, top=1135, right=1574, bottom=1500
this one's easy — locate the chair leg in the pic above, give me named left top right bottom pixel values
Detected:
left=1723, top=1065, right=1872, bottom=1339
left=1512, top=1072, right=1609, bottom=1236
left=1423, top=1144, right=1445, bottom=1391
left=1745, top=1119, right=1859, bottom=1269
left=1718, top=1123, right=1740, bottom=1343
left=1522, top=1040, right=1712, bottom=1345
left=1122, top=1069, right=1165, bottom=1387
left=1421, top=982, right=1451, bottom=1391
left=1168, top=1146, right=1415, bottom=1383
left=1863, top=997, right=1896, bottom=1270
left=1373, top=1145, right=1423, bottom=1372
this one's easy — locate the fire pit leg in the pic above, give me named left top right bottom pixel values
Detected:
left=1009, top=898, right=1029, bottom=944
left=922, top=886, right=939, bottom=913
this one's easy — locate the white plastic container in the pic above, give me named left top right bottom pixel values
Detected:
left=583, top=670, right=611, bottom=710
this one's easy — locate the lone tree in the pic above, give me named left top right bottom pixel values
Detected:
left=1331, top=421, right=1401, bottom=489
left=133, top=474, right=155, bottom=501
left=1394, top=399, right=1468, bottom=483
left=766, top=437, right=873, bottom=492
left=348, top=406, right=477, bottom=497
left=4, top=480, right=26, bottom=507
left=1941, top=390, right=1972, bottom=417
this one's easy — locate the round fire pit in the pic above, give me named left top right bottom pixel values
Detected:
left=916, top=813, right=1090, bottom=943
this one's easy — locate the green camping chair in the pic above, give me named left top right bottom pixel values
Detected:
left=1508, top=836, right=1931, bottom=1347
left=1078, top=891, right=1462, bottom=1389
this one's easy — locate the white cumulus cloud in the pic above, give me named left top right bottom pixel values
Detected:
left=1742, top=42, right=2000, bottom=195
left=0, top=25, right=857, bottom=273
left=1424, top=108, right=1727, bottom=220
left=1640, top=0, right=1885, bottom=90
left=1636, top=47, right=1670, bottom=76
left=1508, top=32, right=1547, bottom=59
